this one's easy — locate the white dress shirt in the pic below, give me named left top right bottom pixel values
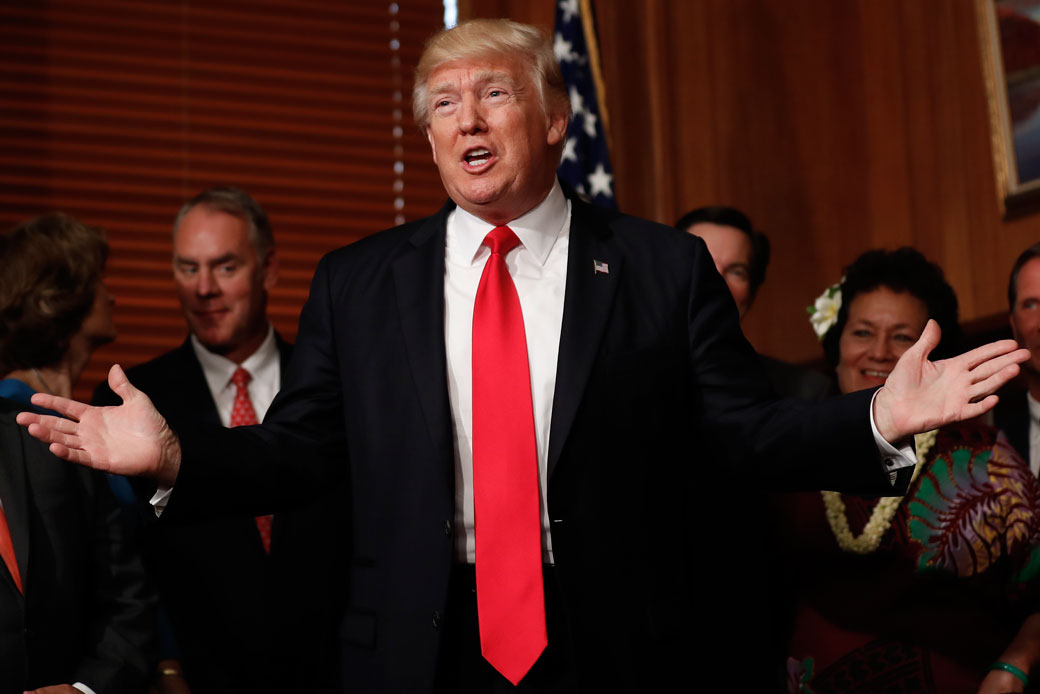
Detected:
left=190, top=325, right=281, bottom=425
left=445, top=180, right=570, bottom=564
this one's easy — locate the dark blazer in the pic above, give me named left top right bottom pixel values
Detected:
left=94, top=336, right=347, bottom=694
left=0, top=397, right=154, bottom=693
left=166, top=194, right=906, bottom=691
left=994, top=387, right=1031, bottom=464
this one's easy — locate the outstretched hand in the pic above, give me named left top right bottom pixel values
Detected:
left=15, top=364, right=182, bottom=486
left=873, top=320, right=1030, bottom=442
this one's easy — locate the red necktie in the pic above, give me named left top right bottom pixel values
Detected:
left=471, top=225, right=546, bottom=684
left=0, top=505, right=23, bottom=594
left=229, top=367, right=272, bottom=553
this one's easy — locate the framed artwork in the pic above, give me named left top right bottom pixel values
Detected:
left=977, top=0, right=1040, bottom=216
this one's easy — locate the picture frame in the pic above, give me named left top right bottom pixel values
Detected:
left=976, top=0, right=1040, bottom=216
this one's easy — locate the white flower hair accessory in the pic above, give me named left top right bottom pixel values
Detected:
left=807, top=280, right=843, bottom=340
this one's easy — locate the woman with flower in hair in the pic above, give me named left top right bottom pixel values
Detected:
left=783, top=247, right=1040, bottom=694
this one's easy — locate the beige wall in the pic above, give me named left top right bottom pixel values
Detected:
left=464, top=0, right=1040, bottom=362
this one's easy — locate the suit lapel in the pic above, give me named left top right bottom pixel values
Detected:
left=547, top=198, right=622, bottom=479
left=393, top=205, right=454, bottom=481
left=0, top=410, right=30, bottom=596
left=178, top=341, right=224, bottom=430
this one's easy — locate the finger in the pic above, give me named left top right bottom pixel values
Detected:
left=955, top=339, right=1028, bottom=371
left=26, top=422, right=83, bottom=450
left=55, top=445, right=99, bottom=468
left=109, top=363, right=137, bottom=403
left=968, top=363, right=1022, bottom=401
left=957, top=394, right=999, bottom=420
left=908, top=319, right=941, bottom=359
left=967, top=350, right=1029, bottom=384
left=27, top=392, right=89, bottom=421
left=20, top=414, right=77, bottom=437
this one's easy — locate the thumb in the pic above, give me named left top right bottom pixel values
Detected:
left=108, top=364, right=137, bottom=403
left=910, top=319, right=941, bottom=360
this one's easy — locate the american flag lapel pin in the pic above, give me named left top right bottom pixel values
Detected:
left=593, top=259, right=609, bottom=275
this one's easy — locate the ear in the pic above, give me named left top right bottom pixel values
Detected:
left=262, top=249, right=279, bottom=290
left=546, top=110, right=568, bottom=147
left=426, top=127, right=438, bottom=165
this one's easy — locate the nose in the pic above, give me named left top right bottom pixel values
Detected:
left=458, top=94, right=486, bottom=134
left=866, top=334, right=894, bottom=362
left=195, top=268, right=218, bottom=298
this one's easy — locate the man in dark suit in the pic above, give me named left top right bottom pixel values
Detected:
left=93, top=188, right=345, bottom=693
left=0, top=397, right=154, bottom=693
left=20, top=19, right=1030, bottom=693
left=996, top=242, right=1040, bottom=474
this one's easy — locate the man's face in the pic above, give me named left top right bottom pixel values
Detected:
left=1011, top=257, right=1040, bottom=376
left=687, top=222, right=754, bottom=318
left=424, top=55, right=568, bottom=225
left=172, top=206, right=276, bottom=364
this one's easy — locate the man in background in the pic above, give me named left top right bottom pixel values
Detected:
left=94, top=187, right=345, bottom=693
left=996, top=242, right=1040, bottom=473
left=677, top=205, right=832, bottom=399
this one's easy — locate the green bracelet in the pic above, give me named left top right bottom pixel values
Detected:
left=991, top=661, right=1029, bottom=688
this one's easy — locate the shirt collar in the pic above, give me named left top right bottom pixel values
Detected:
left=449, top=179, right=569, bottom=266
left=1028, top=391, right=1040, bottom=425
left=190, top=324, right=278, bottom=389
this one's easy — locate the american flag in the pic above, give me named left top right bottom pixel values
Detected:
left=554, top=0, right=617, bottom=210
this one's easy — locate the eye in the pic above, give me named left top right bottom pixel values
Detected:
left=176, top=264, right=197, bottom=276
left=850, top=329, right=872, bottom=339
left=726, top=267, right=749, bottom=282
left=894, top=332, right=917, bottom=343
left=217, top=263, right=237, bottom=275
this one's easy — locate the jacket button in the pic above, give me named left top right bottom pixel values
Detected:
left=432, top=610, right=441, bottom=628
left=443, top=520, right=451, bottom=535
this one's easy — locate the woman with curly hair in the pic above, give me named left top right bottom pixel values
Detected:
left=0, top=212, right=115, bottom=399
left=783, top=247, right=1040, bottom=694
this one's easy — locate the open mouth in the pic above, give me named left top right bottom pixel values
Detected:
left=863, top=369, right=890, bottom=380
left=463, top=147, right=493, bottom=169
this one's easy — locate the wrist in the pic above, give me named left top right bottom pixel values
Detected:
left=872, top=386, right=900, bottom=442
left=157, top=427, right=182, bottom=487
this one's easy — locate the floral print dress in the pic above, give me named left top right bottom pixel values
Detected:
left=780, top=423, right=1040, bottom=694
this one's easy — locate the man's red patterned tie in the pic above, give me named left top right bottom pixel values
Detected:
left=471, top=225, right=546, bottom=685
left=230, top=367, right=272, bottom=553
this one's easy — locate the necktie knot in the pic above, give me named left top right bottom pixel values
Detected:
left=483, top=225, right=521, bottom=257
left=231, top=367, right=252, bottom=390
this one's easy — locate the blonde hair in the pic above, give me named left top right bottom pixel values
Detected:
left=412, top=18, right=570, bottom=129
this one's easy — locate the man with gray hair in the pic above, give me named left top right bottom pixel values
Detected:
left=25, top=20, right=1029, bottom=693
left=93, top=187, right=344, bottom=693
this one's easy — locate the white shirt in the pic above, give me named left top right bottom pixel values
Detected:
left=190, top=325, right=281, bottom=425
left=1028, top=392, right=1040, bottom=476
left=445, top=180, right=569, bottom=564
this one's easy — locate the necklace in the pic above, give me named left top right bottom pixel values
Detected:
left=31, top=368, right=55, bottom=395
left=821, top=429, right=938, bottom=554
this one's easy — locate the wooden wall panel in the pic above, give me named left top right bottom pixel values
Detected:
left=466, top=0, right=1040, bottom=362
left=0, top=0, right=446, bottom=402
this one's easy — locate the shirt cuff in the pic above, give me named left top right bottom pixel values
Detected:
left=150, top=485, right=173, bottom=517
left=73, top=683, right=98, bottom=694
left=869, top=388, right=916, bottom=485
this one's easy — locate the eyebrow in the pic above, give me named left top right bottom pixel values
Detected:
left=174, top=252, right=239, bottom=266
left=428, top=70, right=518, bottom=97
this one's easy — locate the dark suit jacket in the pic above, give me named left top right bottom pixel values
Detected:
left=165, top=194, right=907, bottom=691
left=0, top=397, right=154, bottom=693
left=93, top=336, right=347, bottom=694
left=994, top=387, right=1031, bottom=464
